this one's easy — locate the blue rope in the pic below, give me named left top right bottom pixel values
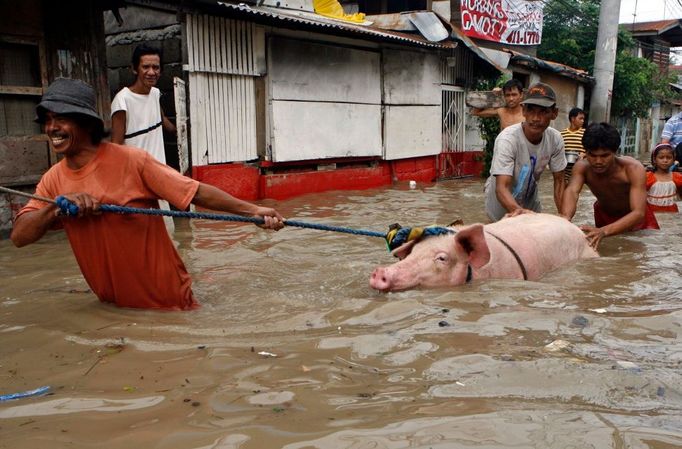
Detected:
left=55, top=196, right=386, bottom=239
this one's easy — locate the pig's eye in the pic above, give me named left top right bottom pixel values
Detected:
left=435, top=254, right=449, bottom=263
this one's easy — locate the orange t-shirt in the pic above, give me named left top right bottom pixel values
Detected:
left=17, top=143, right=200, bottom=310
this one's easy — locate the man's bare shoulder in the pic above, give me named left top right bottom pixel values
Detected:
left=618, top=156, right=646, bottom=178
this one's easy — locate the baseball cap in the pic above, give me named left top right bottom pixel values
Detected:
left=35, top=78, right=103, bottom=127
left=520, top=82, right=557, bottom=108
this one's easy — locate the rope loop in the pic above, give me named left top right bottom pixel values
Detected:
left=55, top=196, right=80, bottom=216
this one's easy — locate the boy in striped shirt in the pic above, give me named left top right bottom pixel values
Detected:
left=560, top=107, right=585, bottom=181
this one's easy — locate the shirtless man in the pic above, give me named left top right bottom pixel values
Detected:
left=561, top=122, right=659, bottom=249
left=471, top=78, right=525, bottom=130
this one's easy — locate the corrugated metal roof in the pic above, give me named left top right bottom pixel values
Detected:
left=622, top=19, right=681, bottom=34
left=505, top=49, right=594, bottom=84
left=216, top=1, right=456, bottom=49
left=449, top=26, right=508, bottom=74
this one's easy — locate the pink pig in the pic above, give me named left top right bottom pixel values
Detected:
left=370, top=213, right=598, bottom=292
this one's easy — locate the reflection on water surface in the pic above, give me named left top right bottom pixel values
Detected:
left=1, top=177, right=681, bottom=448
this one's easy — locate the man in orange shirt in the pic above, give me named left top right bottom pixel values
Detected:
left=11, top=78, right=284, bottom=310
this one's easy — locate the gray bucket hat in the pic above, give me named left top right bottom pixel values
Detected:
left=35, top=78, right=103, bottom=126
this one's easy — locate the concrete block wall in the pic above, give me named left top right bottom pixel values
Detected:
left=0, top=193, right=29, bottom=240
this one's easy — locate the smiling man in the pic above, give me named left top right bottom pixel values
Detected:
left=11, top=78, right=284, bottom=310
left=561, top=122, right=659, bottom=249
left=484, top=82, right=567, bottom=222
left=111, top=44, right=177, bottom=231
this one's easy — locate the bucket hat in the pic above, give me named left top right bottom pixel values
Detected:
left=35, top=78, right=103, bottom=126
left=520, top=82, right=557, bottom=108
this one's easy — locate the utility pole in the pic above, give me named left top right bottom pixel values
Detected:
left=589, top=0, right=622, bottom=123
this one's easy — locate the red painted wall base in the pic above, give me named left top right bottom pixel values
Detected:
left=191, top=152, right=484, bottom=201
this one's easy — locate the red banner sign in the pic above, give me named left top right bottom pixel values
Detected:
left=460, top=0, right=544, bottom=45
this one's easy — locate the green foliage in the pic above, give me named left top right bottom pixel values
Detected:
left=538, top=0, right=679, bottom=118
left=537, top=0, right=600, bottom=71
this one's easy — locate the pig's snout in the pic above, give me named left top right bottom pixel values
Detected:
left=370, top=267, right=392, bottom=291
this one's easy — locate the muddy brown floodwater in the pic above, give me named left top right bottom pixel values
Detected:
left=1, top=176, right=682, bottom=449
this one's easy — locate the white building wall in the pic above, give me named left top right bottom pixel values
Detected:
left=382, top=49, right=441, bottom=160
left=268, top=37, right=382, bottom=162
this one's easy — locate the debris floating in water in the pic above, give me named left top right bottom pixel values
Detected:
left=544, top=340, right=570, bottom=352
left=589, top=308, right=607, bottom=314
left=0, top=386, right=51, bottom=402
left=258, top=351, right=277, bottom=358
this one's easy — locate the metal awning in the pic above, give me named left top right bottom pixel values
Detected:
left=216, top=1, right=457, bottom=49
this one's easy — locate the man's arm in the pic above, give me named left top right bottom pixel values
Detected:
left=192, top=183, right=284, bottom=229
left=10, top=205, right=60, bottom=247
left=111, top=111, right=126, bottom=144
left=560, top=161, right=586, bottom=220
left=10, top=191, right=102, bottom=247
left=551, top=170, right=565, bottom=213
left=161, top=109, right=176, bottom=134
left=471, top=107, right=499, bottom=118
left=494, top=175, right=525, bottom=214
left=660, top=117, right=675, bottom=144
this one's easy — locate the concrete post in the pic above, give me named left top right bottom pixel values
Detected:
left=589, top=0, right=622, bottom=123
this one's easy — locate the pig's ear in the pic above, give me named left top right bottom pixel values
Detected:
left=454, top=224, right=490, bottom=269
left=391, top=240, right=417, bottom=260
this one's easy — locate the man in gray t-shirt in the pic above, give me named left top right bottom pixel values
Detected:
left=484, top=82, right=567, bottom=221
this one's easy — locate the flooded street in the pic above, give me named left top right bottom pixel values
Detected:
left=1, top=176, right=682, bottom=449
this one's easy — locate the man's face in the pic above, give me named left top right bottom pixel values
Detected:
left=585, top=148, right=617, bottom=174
left=42, top=111, right=90, bottom=155
left=522, top=104, right=557, bottom=140
left=133, top=54, right=161, bottom=89
left=570, top=112, right=585, bottom=129
left=503, top=87, right=522, bottom=108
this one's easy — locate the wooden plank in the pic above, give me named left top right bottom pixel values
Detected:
left=237, top=75, right=245, bottom=161
left=173, top=77, right=189, bottom=175
left=229, top=17, right=236, bottom=75
left=270, top=101, right=382, bottom=162
left=384, top=105, right=441, bottom=160
left=216, top=72, right=227, bottom=164
left=465, top=90, right=505, bottom=109
left=0, top=86, right=43, bottom=96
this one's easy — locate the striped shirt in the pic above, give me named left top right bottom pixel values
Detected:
left=560, top=127, right=585, bottom=155
left=661, top=112, right=682, bottom=148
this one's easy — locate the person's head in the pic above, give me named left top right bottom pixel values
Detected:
left=520, top=82, right=558, bottom=142
left=651, top=143, right=675, bottom=171
left=582, top=122, right=621, bottom=174
left=131, top=44, right=162, bottom=89
left=502, top=78, right=524, bottom=108
left=35, top=78, right=106, bottom=153
left=568, top=107, right=585, bottom=130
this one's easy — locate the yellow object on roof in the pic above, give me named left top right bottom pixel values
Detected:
left=313, top=0, right=365, bottom=23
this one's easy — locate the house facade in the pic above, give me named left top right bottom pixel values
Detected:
left=622, top=19, right=682, bottom=153
left=105, top=0, right=500, bottom=200
left=0, top=0, right=114, bottom=237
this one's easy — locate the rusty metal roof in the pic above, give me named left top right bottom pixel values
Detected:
left=503, top=49, right=594, bottom=84
left=216, top=1, right=457, bottom=49
left=622, top=19, right=681, bottom=34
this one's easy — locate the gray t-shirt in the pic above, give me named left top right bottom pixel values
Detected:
left=484, top=123, right=567, bottom=221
